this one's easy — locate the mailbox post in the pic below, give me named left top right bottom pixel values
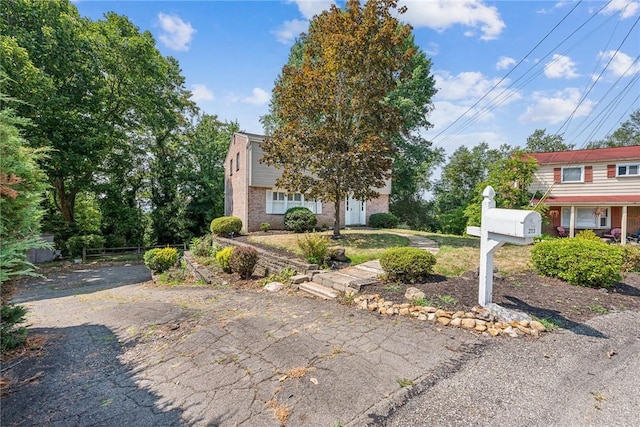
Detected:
left=469, top=186, right=542, bottom=306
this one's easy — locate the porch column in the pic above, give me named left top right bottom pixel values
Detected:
left=569, top=206, right=576, bottom=237
left=621, top=205, right=628, bottom=245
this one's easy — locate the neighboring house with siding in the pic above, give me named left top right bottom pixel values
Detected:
left=527, top=145, right=640, bottom=243
left=224, top=132, right=391, bottom=232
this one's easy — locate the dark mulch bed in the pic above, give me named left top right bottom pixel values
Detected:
left=361, top=271, right=640, bottom=327
left=229, top=234, right=640, bottom=328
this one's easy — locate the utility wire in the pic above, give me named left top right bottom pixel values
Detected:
left=429, top=0, right=584, bottom=146
left=557, top=12, right=640, bottom=146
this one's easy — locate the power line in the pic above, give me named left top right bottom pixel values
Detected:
left=429, top=0, right=584, bottom=146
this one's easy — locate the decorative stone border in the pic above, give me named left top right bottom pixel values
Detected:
left=353, top=294, right=547, bottom=338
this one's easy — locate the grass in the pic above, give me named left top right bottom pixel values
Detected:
left=586, top=304, right=609, bottom=315
left=396, top=378, right=414, bottom=388
left=533, top=316, right=563, bottom=331
left=412, top=295, right=458, bottom=308
left=248, top=228, right=536, bottom=277
left=248, top=230, right=410, bottom=265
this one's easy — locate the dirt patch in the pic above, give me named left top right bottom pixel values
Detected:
left=361, top=271, right=640, bottom=326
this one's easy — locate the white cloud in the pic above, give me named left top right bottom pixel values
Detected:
left=601, top=0, right=640, bottom=19
left=287, top=0, right=335, bottom=19
left=434, top=71, right=521, bottom=106
left=544, top=54, right=580, bottom=79
left=496, top=56, right=516, bottom=71
left=157, top=13, right=195, bottom=51
left=399, top=0, right=505, bottom=40
left=536, top=2, right=570, bottom=14
left=190, top=84, right=214, bottom=102
left=273, top=19, right=308, bottom=44
left=243, top=88, right=270, bottom=105
left=519, top=88, right=595, bottom=124
left=598, top=50, right=640, bottom=78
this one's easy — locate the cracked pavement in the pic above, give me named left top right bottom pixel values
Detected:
left=3, top=264, right=638, bottom=427
left=2, top=264, right=482, bottom=426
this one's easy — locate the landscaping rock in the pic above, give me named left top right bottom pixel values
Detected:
left=290, top=274, right=310, bottom=284
left=530, top=320, right=547, bottom=332
left=264, top=282, right=284, bottom=292
left=405, top=287, right=425, bottom=301
left=352, top=293, right=544, bottom=339
left=461, top=318, right=476, bottom=329
left=329, top=247, right=348, bottom=262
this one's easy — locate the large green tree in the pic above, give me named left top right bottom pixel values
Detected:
left=261, top=0, right=429, bottom=236
left=525, top=129, right=574, bottom=152
left=181, top=114, right=240, bottom=237
left=463, top=150, right=540, bottom=227
left=433, top=143, right=507, bottom=234
left=586, top=109, right=640, bottom=148
left=2, top=0, right=198, bottom=245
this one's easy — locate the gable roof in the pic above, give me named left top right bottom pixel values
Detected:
left=526, top=145, right=640, bottom=165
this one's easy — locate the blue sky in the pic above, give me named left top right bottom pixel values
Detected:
left=74, top=0, right=640, bottom=156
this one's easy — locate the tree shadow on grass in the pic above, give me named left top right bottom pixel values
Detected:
left=501, top=295, right=608, bottom=338
left=1, top=325, right=185, bottom=426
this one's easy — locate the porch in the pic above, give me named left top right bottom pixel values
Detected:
left=545, top=204, right=640, bottom=245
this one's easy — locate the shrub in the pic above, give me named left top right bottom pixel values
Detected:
left=229, top=246, right=259, bottom=279
left=379, top=247, right=436, bottom=283
left=66, top=234, right=105, bottom=258
left=575, top=229, right=601, bottom=241
left=622, top=245, right=640, bottom=273
left=1, top=303, right=28, bottom=353
left=284, top=207, right=317, bottom=233
left=369, top=212, right=399, bottom=229
left=260, top=222, right=270, bottom=232
left=66, top=236, right=85, bottom=258
left=297, top=232, right=330, bottom=265
left=210, top=216, right=242, bottom=237
left=190, top=234, right=220, bottom=257
left=143, top=247, right=179, bottom=274
left=531, top=238, right=623, bottom=288
left=215, top=246, right=233, bottom=273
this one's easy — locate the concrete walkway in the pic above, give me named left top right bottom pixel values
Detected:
left=299, top=233, right=439, bottom=299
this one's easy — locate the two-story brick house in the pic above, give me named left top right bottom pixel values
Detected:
left=224, top=132, right=391, bottom=232
left=526, top=145, right=640, bottom=243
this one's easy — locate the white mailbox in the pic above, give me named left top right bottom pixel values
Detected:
left=483, top=208, right=541, bottom=239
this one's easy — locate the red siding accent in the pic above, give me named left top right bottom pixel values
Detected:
left=584, top=165, right=593, bottom=182
left=607, top=164, right=616, bottom=178
left=553, top=167, right=561, bottom=183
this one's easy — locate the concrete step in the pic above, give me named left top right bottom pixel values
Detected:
left=298, top=282, right=339, bottom=300
left=312, top=271, right=355, bottom=292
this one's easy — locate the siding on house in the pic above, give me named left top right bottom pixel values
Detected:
left=249, top=138, right=282, bottom=187
left=527, top=146, right=640, bottom=239
left=531, top=163, right=640, bottom=198
left=225, top=132, right=392, bottom=232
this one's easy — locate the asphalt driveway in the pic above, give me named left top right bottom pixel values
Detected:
left=2, top=264, right=638, bottom=426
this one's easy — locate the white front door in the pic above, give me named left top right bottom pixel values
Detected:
left=345, top=196, right=366, bottom=225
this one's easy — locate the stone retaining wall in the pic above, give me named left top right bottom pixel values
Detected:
left=215, top=237, right=318, bottom=276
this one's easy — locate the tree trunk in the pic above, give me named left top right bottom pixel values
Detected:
left=54, top=178, right=77, bottom=225
left=333, top=193, right=342, bottom=238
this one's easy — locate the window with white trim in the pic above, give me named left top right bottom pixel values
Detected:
left=266, top=190, right=322, bottom=214
left=617, top=163, right=639, bottom=177
left=561, top=166, right=583, bottom=183
left=561, top=207, right=610, bottom=229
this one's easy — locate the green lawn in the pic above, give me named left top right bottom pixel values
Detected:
left=247, top=230, right=410, bottom=264
left=248, top=228, right=533, bottom=276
